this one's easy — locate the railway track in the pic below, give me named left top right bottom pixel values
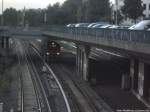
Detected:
left=31, top=41, right=111, bottom=112
left=22, top=40, right=71, bottom=112
left=29, top=41, right=111, bottom=112
left=15, top=39, right=51, bottom=112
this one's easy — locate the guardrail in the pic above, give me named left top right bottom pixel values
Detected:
left=45, top=26, right=150, bottom=44
left=0, top=29, right=10, bottom=37
left=1, top=26, right=150, bottom=45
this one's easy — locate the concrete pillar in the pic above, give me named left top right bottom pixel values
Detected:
left=130, top=59, right=139, bottom=91
left=82, top=46, right=90, bottom=81
left=3, top=37, right=6, bottom=49
left=1, top=37, right=4, bottom=48
left=80, top=48, right=83, bottom=77
left=6, top=37, right=9, bottom=49
left=76, top=45, right=79, bottom=74
left=0, top=103, right=3, bottom=112
left=138, top=62, right=145, bottom=96
left=76, top=44, right=90, bottom=81
left=138, top=61, right=150, bottom=99
left=1, top=37, right=9, bottom=49
left=130, top=59, right=135, bottom=90
left=76, top=45, right=82, bottom=75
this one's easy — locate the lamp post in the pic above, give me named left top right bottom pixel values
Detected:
left=44, top=12, right=47, bottom=25
left=1, top=0, right=4, bottom=26
left=23, top=7, right=26, bottom=27
left=115, top=0, right=118, bottom=25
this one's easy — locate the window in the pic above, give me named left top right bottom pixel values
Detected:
left=149, top=4, right=150, bottom=10
left=143, top=4, right=146, bottom=10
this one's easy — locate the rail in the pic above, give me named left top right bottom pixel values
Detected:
left=31, top=44, right=71, bottom=112
left=23, top=41, right=52, bottom=112
left=1, top=26, right=150, bottom=45
left=45, top=26, right=150, bottom=44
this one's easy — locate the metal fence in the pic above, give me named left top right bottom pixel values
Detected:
left=1, top=26, right=150, bottom=44
left=46, top=26, right=150, bottom=44
left=0, top=28, right=9, bottom=37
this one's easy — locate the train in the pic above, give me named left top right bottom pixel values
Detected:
left=30, top=39, right=61, bottom=61
left=45, top=41, right=61, bottom=57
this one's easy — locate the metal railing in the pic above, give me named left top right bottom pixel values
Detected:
left=1, top=26, right=150, bottom=45
left=45, top=26, right=150, bottom=44
left=0, top=28, right=10, bottom=37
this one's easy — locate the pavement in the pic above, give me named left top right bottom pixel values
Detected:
left=16, top=40, right=38, bottom=112
left=52, top=52, right=149, bottom=111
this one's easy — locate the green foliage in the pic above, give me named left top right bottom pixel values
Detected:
left=62, top=0, right=82, bottom=23
left=3, top=8, right=18, bottom=26
left=77, top=0, right=112, bottom=22
left=121, top=0, right=144, bottom=22
left=87, top=0, right=112, bottom=22
left=0, top=15, right=1, bottom=26
left=25, top=9, right=44, bottom=26
left=47, top=3, right=65, bottom=25
left=1, top=0, right=112, bottom=26
left=113, top=10, right=124, bottom=24
left=0, top=74, right=12, bottom=94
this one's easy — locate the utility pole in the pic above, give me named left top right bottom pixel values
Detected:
left=1, top=0, right=4, bottom=26
left=22, top=7, right=25, bottom=27
left=44, top=12, right=47, bottom=25
left=115, top=0, right=118, bottom=25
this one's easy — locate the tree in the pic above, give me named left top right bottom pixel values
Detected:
left=121, top=0, right=144, bottom=23
left=62, top=0, right=82, bottom=23
left=0, top=15, right=1, bottom=26
left=3, top=8, right=18, bottom=26
left=47, top=3, right=65, bottom=25
left=113, top=10, right=124, bottom=24
left=78, top=0, right=112, bottom=22
left=25, top=9, right=44, bottom=26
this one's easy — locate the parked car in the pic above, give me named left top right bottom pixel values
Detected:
left=88, top=23, right=98, bottom=28
left=147, top=28, right=150, bottom=31
left=66, top=24, right=76, bottom=27
left=92, top=24, right=104, bottom=28
left=88, top=22, right=110, bottom=28
left=75, top=23, right=90, bottom=27
left=99, top=24, right=112, bottom=28
left=108, top=25, right=120, bottom=29
left=128, top=20, right=150, bottom=30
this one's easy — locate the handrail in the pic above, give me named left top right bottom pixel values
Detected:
left=1, top=26, right=150, bottom=44
left=45, top=26, right=150, bottom=44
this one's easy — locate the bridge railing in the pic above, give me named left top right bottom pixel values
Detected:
left=46, top=26, right=150, bottom=44
left=0, top=27, right=10, bottom=37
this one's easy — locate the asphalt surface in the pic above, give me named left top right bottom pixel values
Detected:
left=16, top=40, right=40, bottom=112
left=28, top=41, right=71, bottom=112
left=48, top=51, right=148, bottom=111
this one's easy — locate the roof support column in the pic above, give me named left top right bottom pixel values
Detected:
left=1, top=37, right=9, bottom=49
left=6, top=37, right=9, bottom=49
left=1, top=36, right=4, bottom=48
left=76, top=44, right=90, bottom=81
left=130, top=59, right=139, bottom=92
left=82, top=45, right=90, bottom=81
left=138, top=61, right=145, bottom=97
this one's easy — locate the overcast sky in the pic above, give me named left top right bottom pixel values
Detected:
left=0, top=0, right=114, bottom=14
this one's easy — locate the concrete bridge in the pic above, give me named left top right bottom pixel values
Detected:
left=1, top=26, right=150, bottom=108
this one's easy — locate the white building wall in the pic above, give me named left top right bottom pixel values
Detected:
left=113, top=0, right=150, bottom=25
left=142, top=0, right=150, bottom=18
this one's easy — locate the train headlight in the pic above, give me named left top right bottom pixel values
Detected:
left=46, top=52, right=50, bottom=55
left=56, top=52, right=60, bottom=55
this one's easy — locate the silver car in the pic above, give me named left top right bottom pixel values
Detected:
left=129, top=20, right=150, bottom=30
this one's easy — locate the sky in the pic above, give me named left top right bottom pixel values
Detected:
left=0, top=0, right=114, bottom=14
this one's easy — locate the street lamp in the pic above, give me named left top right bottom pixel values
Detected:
left=1, top=0, right=4, bottom=26
left=115, top=0, right=118, bottom=25
left=44, top=12, right=47, bottom=25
